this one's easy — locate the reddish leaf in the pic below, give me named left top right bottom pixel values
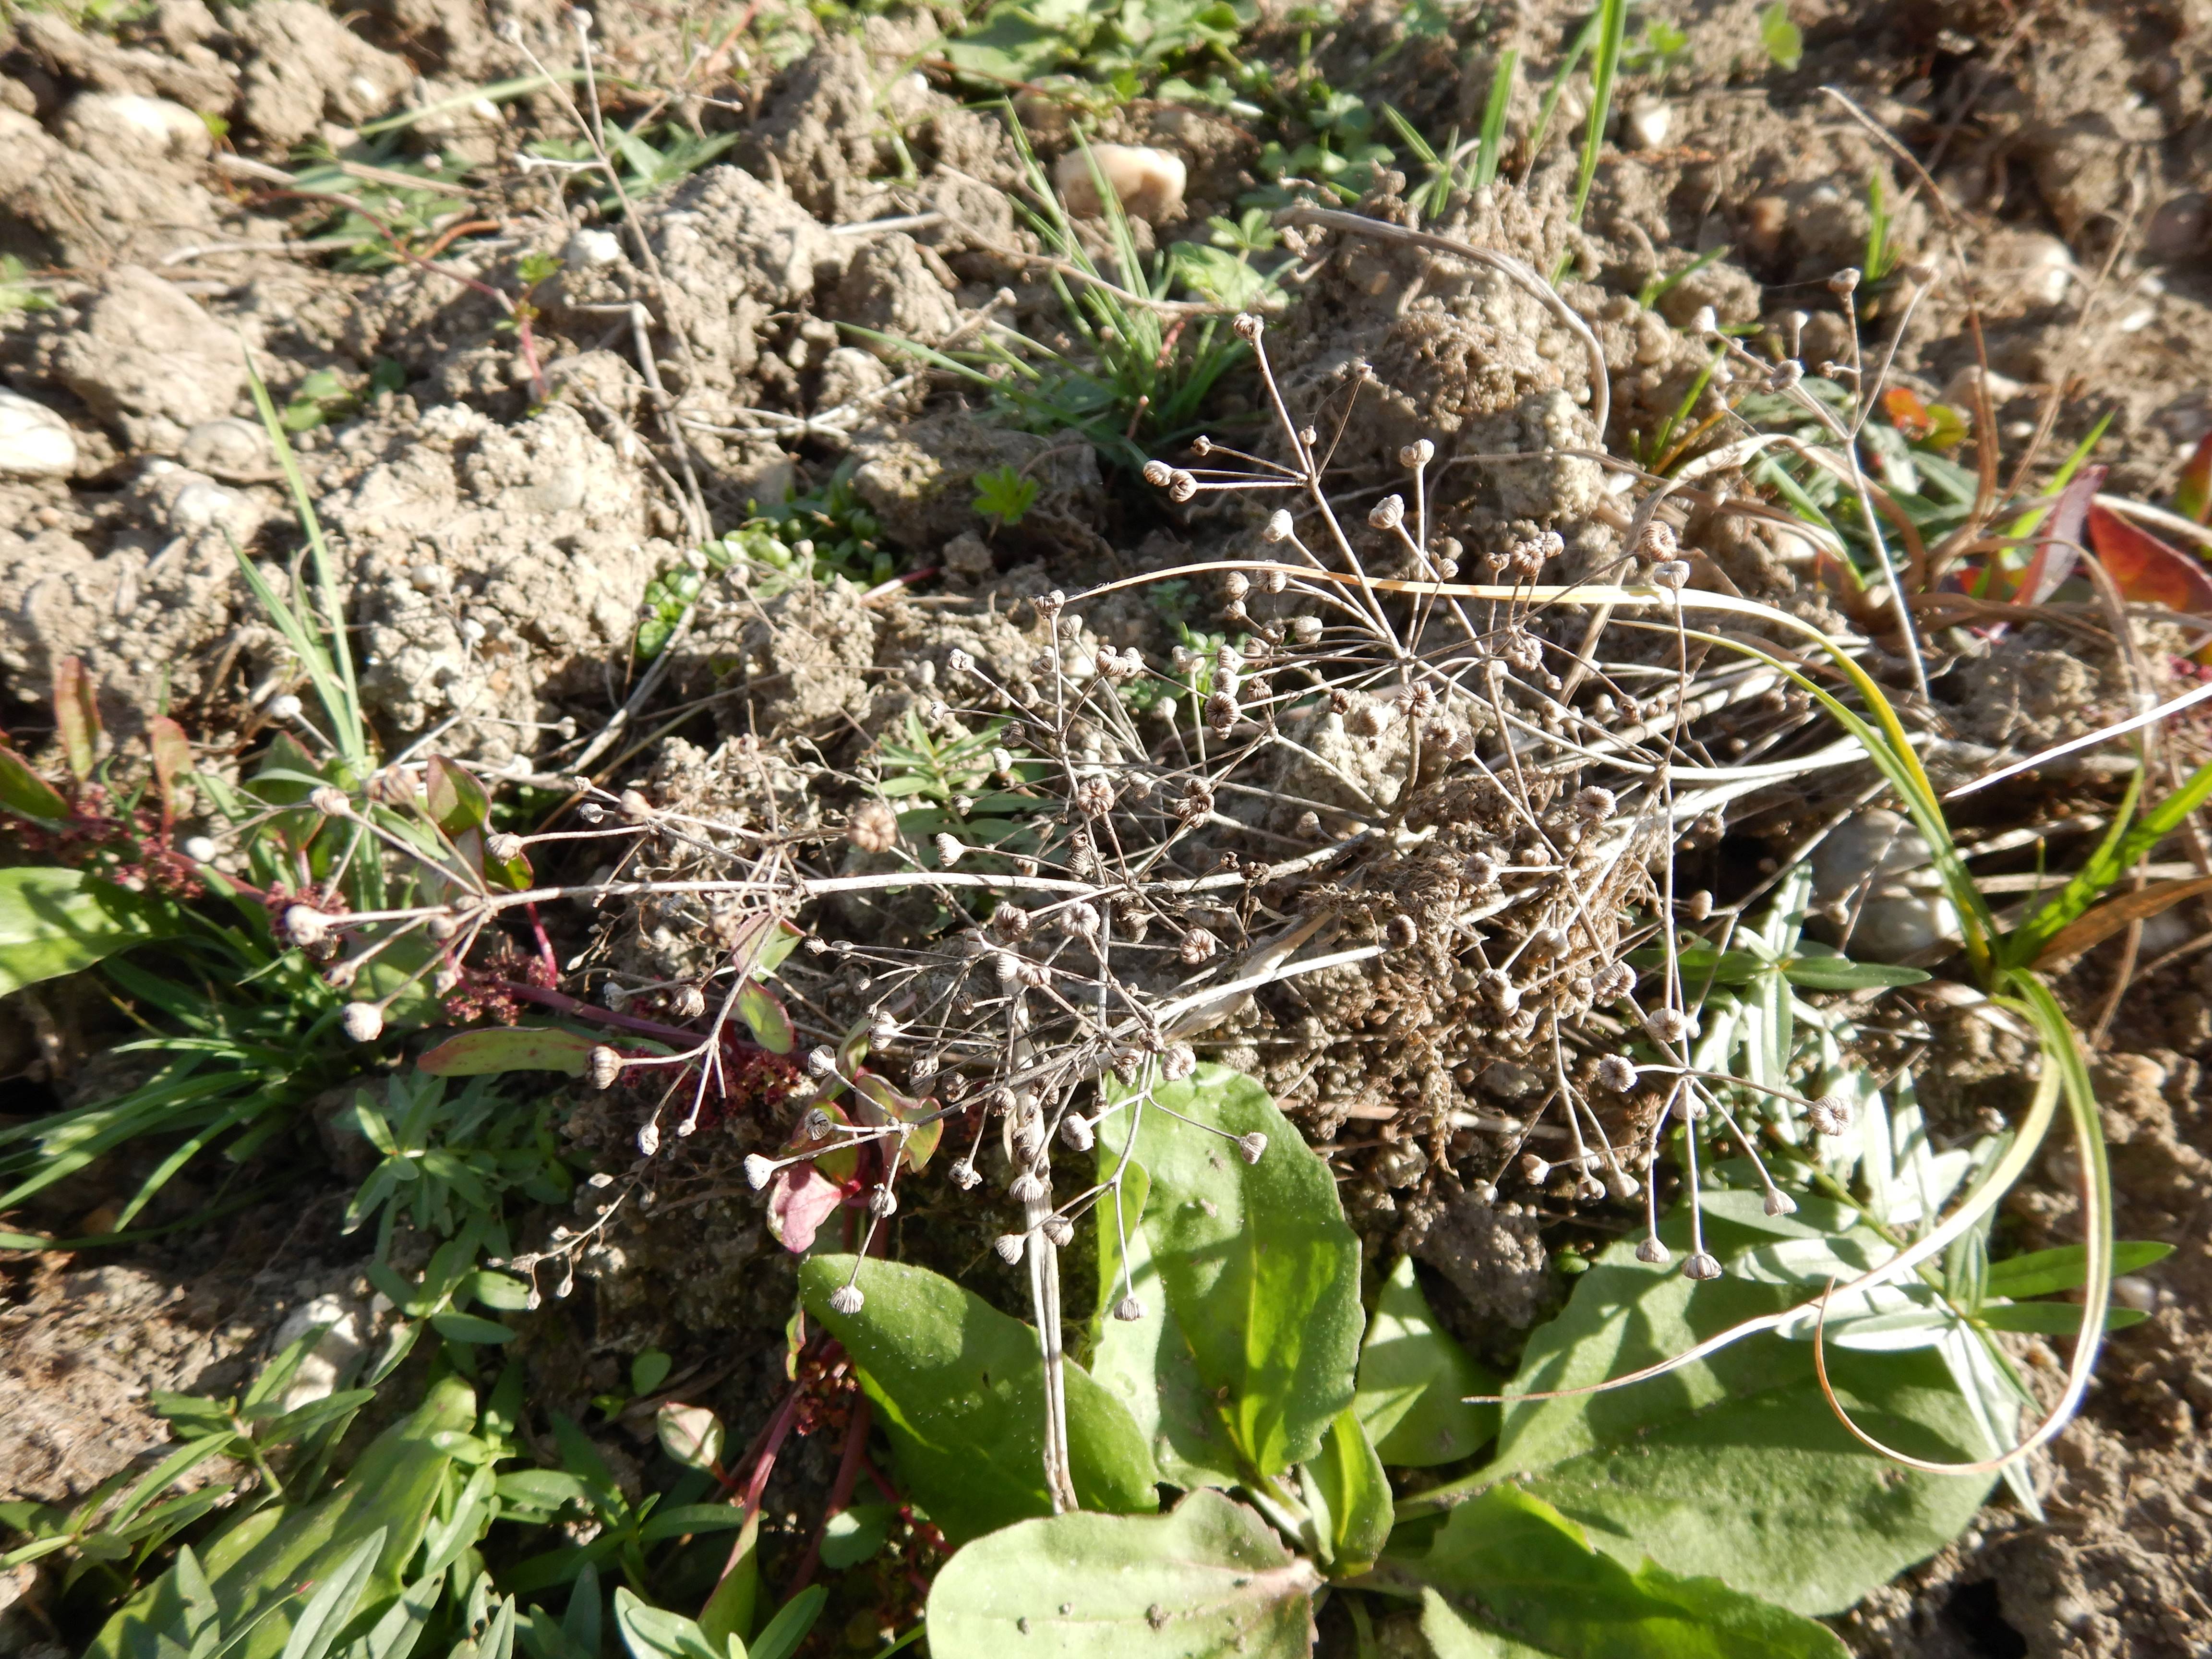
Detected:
left=425, top=755, right=490, bottom=835
left=1882, top=385, right=1934, bottom=442
left=786, top=1099, right=858, bottom=1182
left=146, top=718, right=193, bottom=821
left=0, top=747, right=69, bottom=823
left=766, top=1162, right=846, bottom=1253
left=737, top=981, right=794, bottom=1054
left=2085, top=502, right=2212, bottom=618
left=54, top=657, right=100, bottom=781
left=2178, top=432, right=2212, bottom=525
left=2012, top=465, right=2104, bottom=605
left=723, top=911, right=801, bottom=977
left=418, top=1026, right=597, bottom=1075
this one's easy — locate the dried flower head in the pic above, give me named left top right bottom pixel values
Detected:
left=847, top=799, right=899, bottom=854
left=1682, top=1252, right=1724, bottom=1282
left=1368, top=494, right=1406, bottom=530
left=828, top=1284, right=865, bottom=1315
left=744, top=1154, right=776, bottom=1190
left=1263, top=508, right=1294, bottom=542
left=1180, top=928, right=1220, bottom=965
left=1806, top=1094, right=1853, bottom=1135
left=1595, top=1054, right=1638, bottom=1092
left=589, top=1046, right=623, bottom=1090
left=1635, top=1237, right=1671, bottom=1265
left=1112, top=1294, right=1145, bottom=1322
left=1236, top=1131, right=1268, bottom=1166
left=1399, top=438, right=1435, bottom=468
left=340, top=1001, right=383, bottom=1043
left=993, top=1233, right=1027, bottom=1263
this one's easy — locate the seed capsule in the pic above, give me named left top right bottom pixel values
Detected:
left=1682, top=1252, right=1723, bottom=1281
left=828, top=1285, right=865, bottom=1315
left=1237, top=1131, right=1268, bottom=1165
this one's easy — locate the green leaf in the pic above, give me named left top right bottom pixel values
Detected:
left=797, top=1256, right=1157, bottom=1546
left=425, top=756, right=491, bottom=835
left=1089, top=1159, right=1242, bottom=1489
left=1759, top=1, right=1803, bottom=71
left=736, top=984, right=794, bottom=1055
left=1408, top=1485, right=1846, bottom=1659
left=0, top=867, right=178, bottom=997
left=1779, top=956, right=1930, bottom=990
left=1103, top=1064, right=1362, bottom=1475
left=275, top=1530, right=385, bottom=1659
left=417, top=1028, right=596, bottom=1077
left=636, top=1504, right=751, bottom=1542
left=1354, top=1256, right=1501, bottom=1467
left=91, top=1377, right=478, bottom=1659
left=1982, top=1240, right=2171, bottom=1301
left=1974, top=1302, right=2147, bottom=1334
left=631, top=1348, right=673, bottom=1396
left=1300, top=1407, right=1390, bottom=1577
left=1464, top=1219, right=1993, bottom=1616
left=55, top=655, right=101, bottom=781
left=747, top=1587, right=825, bottom=1659
left=819, top=1504, right=892, bottom=1569
left=612, top=1589, right=721, bottom=1659
left=0, top=747, right=70, bottom=822
left=698, top=1510, right=759, bottom=1652
left=656, top=1403, right=724, bottom=1471
left=925, top=1489, right=1321, bottom=1659
left=430, top=1312, right=517, bottom=1346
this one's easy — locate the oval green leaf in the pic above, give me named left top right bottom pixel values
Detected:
left=798, top=1256, right=1157, bottom=1546
left=1355, top=1256, right=1502, bottom=1467
left=0, top=867, right=176, bottom=997
left=926, top=1489, right=1320, bottom=1659
left=1105, top=1063, right=1362, bottom=1475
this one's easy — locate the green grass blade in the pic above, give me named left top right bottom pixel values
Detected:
left=1569, top=0, right=1630, bottom=230
left=1475, top=49, right=1517, bottom=189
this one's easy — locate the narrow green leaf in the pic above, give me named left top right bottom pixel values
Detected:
left=1300, top=1407, right=1391, bottom=1577
left=925, top=1490, right=1320, bottom=1659
left=429, top=1312, right=516, bottom=1346
left=798, top=1256, right=1157, bottom=1546
left=1779, top=957, right=1930, bottom=991
left=91, top=1378, right=477, bottom=1659
left=612, top=1589, right=720, bottom=1659
left=1105, top=1064, right=1362, bottom=1475
left=747, top=1586, right=826, bottom=1659
left=1982, top=1240, right=2171, bottom=1300
left=697, top=1511, right=758, bottom=1651
left=0, top=867, right=177, bottom=996
left=55, top=655, right=101, bottom=780
left=1407, top=1485, right=1848, bottom=1658
left=0, top=746, right=70, bottom=822
left=276, top=1530, right=385, bottom=1659
left=1354, top=1256, right=1501, bottom=1467
left=1974, top=1302, right=2147, bottom=1334
left=417, top=1028, right=596, bottom=1077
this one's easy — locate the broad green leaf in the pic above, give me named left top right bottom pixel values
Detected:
left=0, top=867, right=178, bottom=997
left=1104, top=1064, right=1362, bottom=1475
left=925, top=1489, right=1320, bottom=1659
left=1759, top=0, right=1803, bottom=71
left=1354, top=1256, right=1501, bottom=1467
left=417, top=1028, right=596, bottom=1077
left=797, top=1257, right=1157, bottom=1545
left=656, top=1403, right=724, bottom=1470
left=0, top=747, right=69, bottom=822
left=1300, top=1407, right=1390, bottom=1577
left=736, top=983, right=793, bottom=1054
left=91, top=1378, right=477, bottom=1659
left=1407, top=1485, right=1846, bottom=1659
left=1089, top=1158, right=1241, bottom=1489
left=819, top=1504, right=892, bottom=1569
left=1470, top=1214, right=1993, bottom=1616
left=425, top=756, right=491, bottom=835
left=1982, top=1240, right=2171, bottom=1301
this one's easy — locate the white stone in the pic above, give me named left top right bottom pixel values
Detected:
left=0, top=391, right=76, bottom=478
left=1625, top=96, right=1671, bottom=150
left=1054, top=145, right=1187, bottom=222
left=565, top=228, right=625, bottom=267
left=270, top=1294, right=366, bottom=1412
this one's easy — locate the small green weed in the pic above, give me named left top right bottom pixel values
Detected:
left=341, top=1071, right=576, bottom=1261
left=0, top=253, right=54, bottom=319
left=1761, top=0, right=1805, bottom=72
left=971, top=464, right=1039, bottom=529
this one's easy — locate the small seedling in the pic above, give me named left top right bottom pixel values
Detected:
left=972, top=465, right=1039, bottom=529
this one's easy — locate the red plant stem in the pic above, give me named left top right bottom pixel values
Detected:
left=785, top=1395, right=874, bottom=1597
left=488, top=975, right=771, bottom=1053
left=705, top=1336, right=842, bottom=1594
left=522, top=901, right=559, bottom=980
